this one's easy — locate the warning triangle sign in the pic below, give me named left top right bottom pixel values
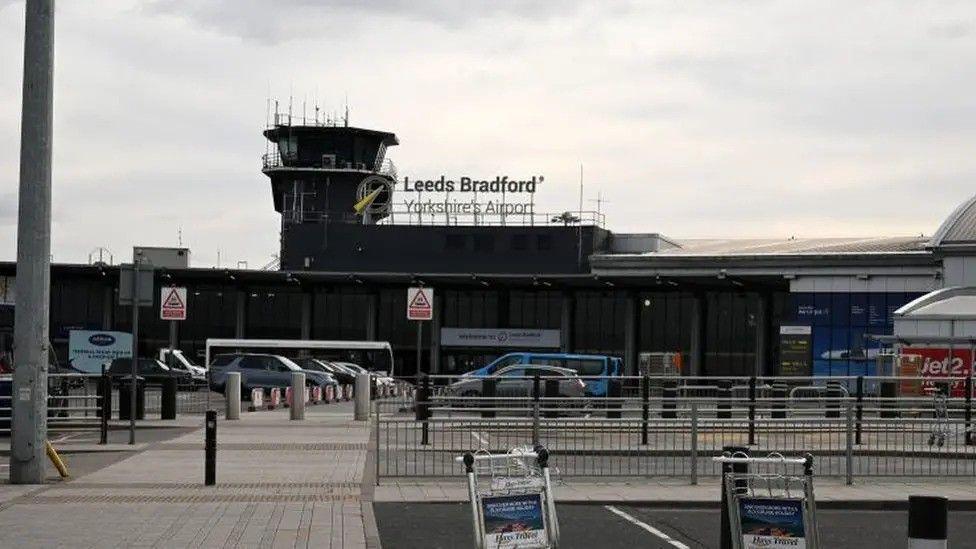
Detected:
left=409, top=290, right=431, bottom=309
left=163, top=288, right=185, bottom=309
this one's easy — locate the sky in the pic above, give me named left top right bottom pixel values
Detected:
left=1, top=1, right=975, bottom=267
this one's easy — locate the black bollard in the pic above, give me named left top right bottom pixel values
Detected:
left=161, top=377, right=177, bottom=420
left=825, top=381, right=842, bottom=419
left=418, top=374, right=430, bottom=446
left=204, top=410, right=217, bottom=486
left=99, top=367, right=111, bottom=444
left=606, top=378, right=622, bottom=419
left=908, top=495, right=947, bottom=548
left=481, top=377, right=496, bottom=419
left=662, top=384, right=677, bottom=419
left=717, top=380, right=732, bottom=419
left=720, top=446, right=749, bottom=549
left=544, top=378, right=560, bottom=419
left=772, top=383, right=787, bottom=419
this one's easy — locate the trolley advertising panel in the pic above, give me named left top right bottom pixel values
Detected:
left=738, top=497, right=807, bottom=548
left=481, top=493, right=547, bottom=548
left=900, top=347, right=973, bottom=397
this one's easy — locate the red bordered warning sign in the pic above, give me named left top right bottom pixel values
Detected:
left=160, top=286, right=188, bottom=321
left=406, top=287, right=434, bottom=321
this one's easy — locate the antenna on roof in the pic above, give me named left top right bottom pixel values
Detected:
left=344, top=93, right=349, bottom=127
left=577, top=163, right=584, bottom=268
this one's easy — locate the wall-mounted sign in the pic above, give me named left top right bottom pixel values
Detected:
left=160, top=287, right=187, bottom=321
left=68, top=330, right=132, bottom=374
left=407, top=287, right=434, bottom=321
left=779, top=325, right=812, bottom=376
left=441, top=328, right=561, bottom=349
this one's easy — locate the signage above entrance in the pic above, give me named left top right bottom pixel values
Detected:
left=441, top=328, right=561, bottom=348
left=407, top=287, right=434, bottom=321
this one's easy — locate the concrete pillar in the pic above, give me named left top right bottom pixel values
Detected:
left=225, top=372, right=241, bottom=420
left=754, top=293, right=767, bottom=377
left=624, top=291, right=639, bottom=376
left=689, top=293, right=705, bottom=376
left=234, top=289, right=247, bottom=339
left=354, top=373, right=371, bottom=421
left=290, top=372, right=305, bottom=420
left=560, top=292, right=574, bottom=353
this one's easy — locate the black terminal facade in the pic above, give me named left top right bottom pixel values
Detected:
left=0, top=118, right=945, bottom=378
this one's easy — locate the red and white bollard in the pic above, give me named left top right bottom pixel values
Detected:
left=267, top=387, right=281, bottom=410
left=248, top=388, right=264, bottom=411
left=344, top=385, right=353, bottom=401
left=304, top=386, right=311, bottom=404
left=325, top=385, right=335, bottom=403
left=311, top=386, right=322, bottom=405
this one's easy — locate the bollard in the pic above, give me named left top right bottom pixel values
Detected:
left=311, top=386, right=322, bottom=405
left=880, top=380, right=900, bottom=418
left=355, top=373, right=370, bottom=421
left=717, top=380, right=732, bottom=419
left=225, top=372, right=240, bottom=420
left=481, top=377, right=496, bottom=419
left=290, top=372, right=305, bottom=420
left=908, top=495, right=947, bottom=548
left=772, top=382, right=787, bottom=419
left=204, top=410, right=217, bottom=486
left=325, top=384, right=335, bottom=403
left=544, top=378, right=560, bottom=419
left=825, top=381, right=842, bottom=418
left=161, top=377, right=178, bottom=420
left=267, top=387, right=280, bottom=410
left=119, top=378, right=145, bottom=420
left=640, top=375, right=649, bottom=445
left=720, top=446, right=749, bottom=549
left=662, top=384, right=677, bottom=419
left=605, top=377, right=622, bottom=419
left=248, top=388, right=264, bottom=412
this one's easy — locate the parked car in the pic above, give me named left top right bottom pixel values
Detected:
left=335, top=361, right=395, bottom=388
left=158, top=348, right=208, bottom=384
left=295, top=358, right=356, bottom=385
left=208, top=353, right=336, bottom=397
left=445, top=364, right=588, bottom=414
left=107, top=358, right=195, bottom=388
left=462, top=353, right=621, bottom=397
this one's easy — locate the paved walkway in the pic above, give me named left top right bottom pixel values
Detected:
left=0, top=402, right=374, bottom=548
left=375, top=476, right=976, bottom=505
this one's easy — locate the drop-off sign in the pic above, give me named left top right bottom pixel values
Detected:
left=160, top=287, right=187, bottom=320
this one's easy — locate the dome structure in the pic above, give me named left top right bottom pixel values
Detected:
left=929, top=194, right=976, bottom=251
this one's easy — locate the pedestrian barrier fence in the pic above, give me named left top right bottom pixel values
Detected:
left=1, top=373, right=106, bottom=440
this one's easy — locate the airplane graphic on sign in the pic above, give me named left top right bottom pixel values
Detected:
left=407, top=287, right=433, bottom=321
left=160, top=287, right=188, bottom=321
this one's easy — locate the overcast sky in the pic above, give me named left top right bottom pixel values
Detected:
left=2, top=1, right=975, bottom=267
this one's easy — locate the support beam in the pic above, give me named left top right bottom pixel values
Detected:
left=365, top=292, right=378, bottom=341
left=102, top=284, right=114, bottom=330
left=624, top=291, right=639, bottom=376
left=300, top=291, right=312, bottom=341
left=430, top=295, right=442, bottom=374
left=11, top=0, right=55, bottom=485
left=689, top=292, right=705, bottom=376
left=234, top=289, right=246, bottom=339
left=560, top=292, right=574, bottom=353
left=754, top=292, right=767, bottom=377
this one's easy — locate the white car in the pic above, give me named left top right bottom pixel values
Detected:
left=159, top=348, right=208, bottom=382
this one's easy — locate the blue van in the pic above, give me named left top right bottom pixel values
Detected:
left=463, top=353, right=622, bottom=396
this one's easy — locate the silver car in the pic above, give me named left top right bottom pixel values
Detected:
left=445, top=364, right=587, bottom=412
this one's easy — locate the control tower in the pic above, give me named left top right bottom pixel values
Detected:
left=262, top=112, right=608, bottom=273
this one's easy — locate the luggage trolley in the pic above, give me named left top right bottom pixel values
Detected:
left=456, top=445, right=560, bottom=549
left=923, top=384, right=950, bottom=447
left=714, top=452, right=820, bottom=549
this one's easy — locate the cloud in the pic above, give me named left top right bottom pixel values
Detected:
left=2, top=0, right=976, bottom=266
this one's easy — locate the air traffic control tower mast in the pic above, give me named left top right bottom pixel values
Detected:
left=262, top=111, right=399, bottom=269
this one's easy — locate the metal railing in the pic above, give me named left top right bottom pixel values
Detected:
left=375, top=373, right=976, bottom=483
left=0, top=373, right=106, bottom=439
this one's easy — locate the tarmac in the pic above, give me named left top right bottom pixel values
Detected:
left=0, top=401, right=973, bottom=547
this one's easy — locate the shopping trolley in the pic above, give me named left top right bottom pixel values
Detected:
left=456, top=445, right=560, bottom=549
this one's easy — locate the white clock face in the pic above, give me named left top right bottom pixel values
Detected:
left=355, top=175, right=393, bottom=214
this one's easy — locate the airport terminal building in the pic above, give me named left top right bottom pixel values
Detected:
left=0, top=117, right=970, bottom=379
